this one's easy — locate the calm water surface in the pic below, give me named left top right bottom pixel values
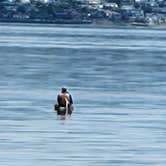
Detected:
left=0, top=23, right=166, bottom=166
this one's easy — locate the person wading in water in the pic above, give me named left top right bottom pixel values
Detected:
left=55, top=87, right=73, bottom=116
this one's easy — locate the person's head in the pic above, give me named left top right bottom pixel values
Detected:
left=61, top=87, right=67, bottom=93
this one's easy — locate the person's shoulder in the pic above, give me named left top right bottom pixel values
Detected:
left=57, top=93, right=62, bottom=97
left=66, top=91, right=72, bottom=95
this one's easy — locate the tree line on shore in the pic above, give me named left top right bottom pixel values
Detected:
left=0, top=0, right=166, bottom=25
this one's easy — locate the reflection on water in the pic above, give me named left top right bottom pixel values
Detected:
left=0, top=24, right=166, bottom=166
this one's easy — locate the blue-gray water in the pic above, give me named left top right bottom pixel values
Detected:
left=0, top=23, right=166, bottom=166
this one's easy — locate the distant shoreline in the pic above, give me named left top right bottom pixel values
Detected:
left=0, top=18, right=92, bottom=25
left=0, top=18, right=165, bottom=27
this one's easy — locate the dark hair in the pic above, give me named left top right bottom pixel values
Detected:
left=61, top=87, right=67, bottom=93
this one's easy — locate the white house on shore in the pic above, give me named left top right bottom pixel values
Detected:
left=77, top=0, right=102, bottom=4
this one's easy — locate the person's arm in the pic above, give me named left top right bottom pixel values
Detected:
left=69, top=94, right=73, bottom=105
left=57, top=94, right=61, bottom=105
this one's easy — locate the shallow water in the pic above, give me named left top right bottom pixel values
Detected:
left=0, top=23, right=166, bottom=166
